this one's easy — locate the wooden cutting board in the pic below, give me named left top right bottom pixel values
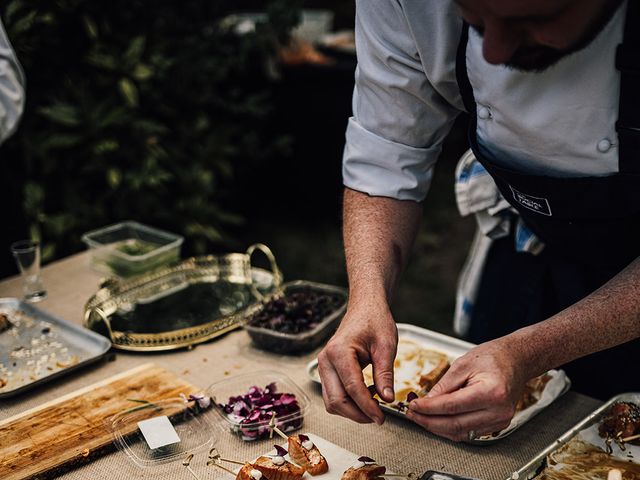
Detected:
left=0, top=363, right=201, bottom=480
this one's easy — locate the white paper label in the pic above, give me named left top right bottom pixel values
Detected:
left=137, top=416, right=181, bottom=450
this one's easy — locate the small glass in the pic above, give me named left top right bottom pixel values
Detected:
left=10, top=240, right=47, bottom=302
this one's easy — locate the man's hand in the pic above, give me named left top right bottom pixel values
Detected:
left=406, top=338, right=530, bottom=442
left=318, top=303, right=398, bottom=425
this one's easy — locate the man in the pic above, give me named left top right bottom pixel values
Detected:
left=318, top=0, right=640, bottom=442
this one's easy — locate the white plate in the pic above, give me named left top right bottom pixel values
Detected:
left=241, top=433, right=385, bottom=480
left=306, top=323, right=570, bottom=443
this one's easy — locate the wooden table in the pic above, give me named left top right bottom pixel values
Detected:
left=0, top=252, right=601, bottom=480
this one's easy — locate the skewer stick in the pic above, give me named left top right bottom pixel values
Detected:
left=268, top=411, right=289, bottom=440
left=183, top=454, right=204, bottom=480
left=380, top=474, right=417, bottom=480
left=621, top=433, right=640, bottom=443
left=207, top=461, right=238, bottom=476
left=608, top=469, right=623, bottom=480
left=208, top=447, right=247, bottom=466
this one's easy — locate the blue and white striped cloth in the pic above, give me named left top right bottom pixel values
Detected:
left=453, top=150, right=544, bottom=336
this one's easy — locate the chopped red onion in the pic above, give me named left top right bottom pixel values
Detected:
left=219, top=383, right=302, bottom=441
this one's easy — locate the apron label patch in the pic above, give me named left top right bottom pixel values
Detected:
left=509, top=186, right=552, bottom=216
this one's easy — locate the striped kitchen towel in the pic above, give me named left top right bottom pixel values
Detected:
left=453, top=149, right=544, bottom=336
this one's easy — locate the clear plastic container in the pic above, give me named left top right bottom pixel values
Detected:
left=82, top=221, right=183, bottom=278
left=108, top=398, right=218, bottom=468
left=244, top=281, right=347, bottom=354
left=208, top=371, right=310, bottom=441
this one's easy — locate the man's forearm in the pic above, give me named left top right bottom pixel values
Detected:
left=505, top=256, right=640, bottom=378
left=343, top=187, right=422, bottom=305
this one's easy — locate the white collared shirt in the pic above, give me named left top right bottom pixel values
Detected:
left=343, top=0, right=627, bottom=201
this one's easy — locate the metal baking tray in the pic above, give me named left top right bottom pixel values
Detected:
left=0, top=298, right=111, bottom=398
left=307, top=323, right=569, bottom=444
left=84, top=245, right=282, bottom=352
left=306, top=323, right=474, bottom=384
left=507, top=392, right=640, bottom=479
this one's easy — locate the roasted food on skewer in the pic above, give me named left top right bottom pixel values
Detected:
left=362, top=339, right=450, bottom=411
left=287, top=434, right=328, bottom=475
left=252, top=445, right=306, bottom=480
left=208, top=445, right=304, bottom=480
left=418, top=357, right=449, bottom=392
left=341, top=457, right=386, bottom=480
left=598, top=401, right=640, bottom=450
left=253, top=456, right=305, bottom=480
left=236, top=463, right=270, bottom=480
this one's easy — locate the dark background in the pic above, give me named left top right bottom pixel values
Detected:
left=1, top=1, right=474, bottom=334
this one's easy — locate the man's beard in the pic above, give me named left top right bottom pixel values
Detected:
left=473, top=0, right=625, bottom=72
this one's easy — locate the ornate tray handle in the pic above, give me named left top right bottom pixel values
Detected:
left=246, top=243, right=282, bottom=301
left=84, top=306, right=116, bottom=343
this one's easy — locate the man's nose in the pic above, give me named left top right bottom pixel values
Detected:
left=481, top=19, right=523, bottom=65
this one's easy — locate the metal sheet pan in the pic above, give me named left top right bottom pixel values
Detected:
left=306, top=323, right=570, bottom=444
left=306, top=323, right=474, bottom=384
left=507, top=392, right=640, bottom=480
left=0, top=298, right=111, bottom=398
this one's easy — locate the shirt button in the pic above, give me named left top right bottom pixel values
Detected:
left=597, top=139, right=612, bottom=153
left=478, top=106, right=492, bottom=120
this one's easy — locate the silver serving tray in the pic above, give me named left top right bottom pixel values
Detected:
left=0, top=298, right=111, bottom=398
left=507, top=392, right=640, bottom=479
left=84, top=245, right=282, bottom=352
left=307, top=323, right=570, bottom=444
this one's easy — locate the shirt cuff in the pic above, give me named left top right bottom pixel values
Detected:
left=342, top=117, right=440, bottom=202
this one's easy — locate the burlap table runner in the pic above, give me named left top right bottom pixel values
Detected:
left=0, top=252, right=600, bottom=480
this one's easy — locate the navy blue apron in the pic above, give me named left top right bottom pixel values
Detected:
left=457, top=2, right=640, bottom=399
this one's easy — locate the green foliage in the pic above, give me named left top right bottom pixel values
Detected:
left=2, top=0, right=300, bottom=260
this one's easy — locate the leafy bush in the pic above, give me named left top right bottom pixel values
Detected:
left=2, top=0, right=300, bottom=261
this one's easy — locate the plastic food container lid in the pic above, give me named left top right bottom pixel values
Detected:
left=108, top=398, right=218, bottom=468
left=207, top=371, right=311, bottom=441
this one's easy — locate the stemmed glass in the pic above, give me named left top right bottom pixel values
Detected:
left=10, top=240, right=47, bottom=302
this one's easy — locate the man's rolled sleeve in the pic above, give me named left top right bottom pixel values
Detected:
left=343, top=117, right=441, bottom=201
left=342, top=0, right=461, bottom=202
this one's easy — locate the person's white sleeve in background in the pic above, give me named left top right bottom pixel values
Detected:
left=343, top=0, right=463, bottom=201
left=0, top=20, right=25, bottom=146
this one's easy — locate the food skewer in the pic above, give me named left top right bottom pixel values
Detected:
left=206, top=458, right=237, bottom=476
left=608, top=469, right=622, bottom=480
left=621, top=433, right=640, bottom=443
left=208, top=447, right=247, bottom=466
left=267, top=413, right=328, bottom=476
left=268, top=411, right=290, bottom=440
left=183, top=453, right=204, bottom=480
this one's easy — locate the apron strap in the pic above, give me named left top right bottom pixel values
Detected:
left=616, top=0, right=640, bottom=173
left=456, top=22, right=476, bottom=116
